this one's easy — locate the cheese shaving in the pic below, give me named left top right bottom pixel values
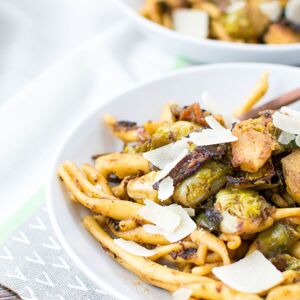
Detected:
left=189, top=129, right=237, bottom=146
left=143, top=139, right=189, bottom=170
left=295, top=135, right=300, bottom=147
left=205, top=115, right=225, bottom=131
left=143, top=204, right=196, bottom=242
left=273, top=111, right=300, bottom=135
left=114, top=239, right=157, bottom=257
left=173, top=9, right=209, bottom=39
left=139, top=200, right=181, bottom=232
left=172, top=288, right=193, bottom=300
left=158, top=176, right=174, bottom=201
left=155, top=149, right=189, bottom=182
left=260, top=0, right=282, bottom=22
left=183, top=207, right=195, bottom=217
left=278, top=131, right=295, bottom=145
left=212, top=250, right=283, bottom=293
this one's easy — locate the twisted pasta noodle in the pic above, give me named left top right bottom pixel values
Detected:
left=103, top=113, right=147, bottom=143
left=83, top=216, right=217, bottom=292
left=266, top=283, right=300, bottom=300
left=118, top=219, right=138, bottom=232
left=273, top=208, right=300, bottom=220
left=205, top=252, right=222, bottom=263
left=126, top=171, right=159, bottom=204
left=196, top=244, right=208, bottom=265
left=192, top=263, right=221, bottom=276
left=58, top=164, right=143, bottom=221
left=108, top=220, right=169, bottom=245
left=59, top=161, right=114, bottom=199
left=95, top=153, right=150, bottom=179
left=234, top=71, right=269, bottom=117
left=81, top=163, right=113, bottom=195
left=191, top=229, right=231, bottom=265
left=281, top=270, right=300, bottom=284
left=179, top=282, right=263, bottom=300
left=219, top=234, right=242, bottom=250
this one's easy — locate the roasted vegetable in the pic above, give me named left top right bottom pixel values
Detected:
left=255, top=221, right=300, bottom=257
left=281, top=149, right=300, bottom=203
left=150, top=121, right=198, bottom=149
left=127, top=171, right=159, bottom=204
left=215, top=188, right=273, bottom=235
left=231, top=116, right=279, bottom=173
left=227, top=161, right=276, bottom=189
left=271, top=254, right=300, bottom=272
left=173, top=161, right=229, bottom=208
left=158, top=144, right=227, bottom=188
left=221, top=5, right=269, bottom=42
left=196, top=207, right=222, bottom=232
left=264, top=23, right=300, bottom=44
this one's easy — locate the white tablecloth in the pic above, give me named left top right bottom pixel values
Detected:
left=0, top=0, right=179, bottom=226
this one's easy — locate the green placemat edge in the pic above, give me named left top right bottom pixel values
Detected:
left=0, top=188, right=45, bottom=244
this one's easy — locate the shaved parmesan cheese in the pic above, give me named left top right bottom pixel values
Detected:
left=273, top=111, right=300, bottom=135
left=143, top=139, right=189, bottom=170
left=205, top=115, right=225, bottom=131
left=143, top=204, right=196, bottom=242
left=139, top=200, right=181, bottom=232
left=189, top=129, right=237, bottom=146
left=278, top=131, right=295, bottom=145
left=201, top=91, right=238, bottom=128
left=114, top=239, right=157, bottom=257
left=226, top=1, right=246, bottom=13
left=172, top=288, right=193, bottom=300
left=260, top=1, right=282, bottom=22
left=281, top=106, right=300, bottom=118
left=156, top=149, right=189, bottom=182
left=286, top=0, right=300, bottom=26
left=212, top=250, right=283, bottom=293
left=221, top=211, right=239, bottom=233
left=158, top=176, right=174, bottom=201
left=173, top=9, right=209, bottom=39
left=296, top=135, right=300, bottom=147
left=201, top=91, right=221, bottom=115
left=183, top=207, right=195, bottom=217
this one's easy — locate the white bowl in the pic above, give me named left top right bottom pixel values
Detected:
left=115, top=0, right=300, bottom=65
left=48, top=63, right=300, bottom=300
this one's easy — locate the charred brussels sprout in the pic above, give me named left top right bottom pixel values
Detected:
left=221, top=5, right=269, bottom=42
left=255, top=222, right=300, bottom=257
left=151, top=121, right=198, bottom=149
left=196, top=207, right=222, bottom=232
left=173, top=161, right=229, bottom=208
left=271, top=254, right=300, bottom=272
left=215, top=188, right=273, bottom=235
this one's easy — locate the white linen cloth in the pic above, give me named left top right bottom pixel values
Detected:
left=0, top=0, right=180, bottom=226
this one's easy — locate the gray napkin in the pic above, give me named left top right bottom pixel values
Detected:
left=0, top=204, right=116, bottom=300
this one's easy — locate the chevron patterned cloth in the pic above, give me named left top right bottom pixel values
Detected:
left=0, top=204, right=116, bottom=300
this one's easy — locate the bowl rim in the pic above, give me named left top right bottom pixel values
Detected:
left=114, top=0, right=300, bottom=52
left=47, top=62, right=300, bottom=300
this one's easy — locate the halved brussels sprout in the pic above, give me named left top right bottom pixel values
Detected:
left=215, top=188, right=274, bottom=235
left=151, top=121, right=198, bottom=149
left=255, top=221, right=300, bottom=257
left=127, top=171, right=159, bottom=204
left=271, top=254, right=300, bottom=272
left=173, top=161, right=229, bottom=208
left=195, top=207, right=222, bottom=232
left=221, top=5, right=269, bottom=42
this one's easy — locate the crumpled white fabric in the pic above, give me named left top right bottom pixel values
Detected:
left=0, top=0, right=178, bottom=225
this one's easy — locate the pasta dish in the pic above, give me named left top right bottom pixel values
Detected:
left=140, top=0, right=300, bottom=44
left=58, top=75, right=300, bottom=300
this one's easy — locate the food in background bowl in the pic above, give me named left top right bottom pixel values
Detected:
left=57, top=75, right=300, bottom=299
left=140, top=0, right=300, bottom=44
